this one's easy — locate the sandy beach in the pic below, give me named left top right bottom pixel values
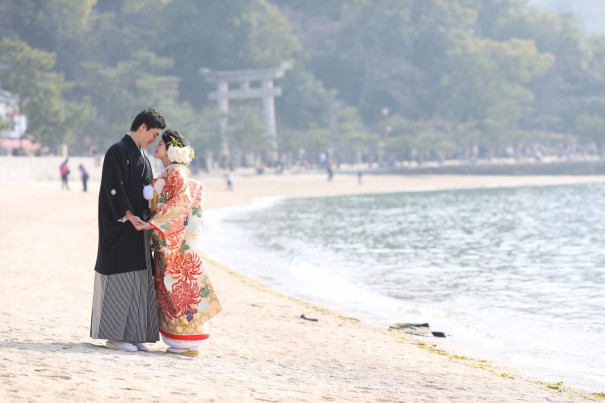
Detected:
left=1, top=173, right=604, bottom=402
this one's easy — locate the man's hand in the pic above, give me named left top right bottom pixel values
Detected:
left=126, top=210, right=147, bottom=231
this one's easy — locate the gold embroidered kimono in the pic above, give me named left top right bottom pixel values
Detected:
left=149, top=164, right=221, bottom=341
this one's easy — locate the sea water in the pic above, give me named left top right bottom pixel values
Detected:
left=200, top=184, right=605, bottom=391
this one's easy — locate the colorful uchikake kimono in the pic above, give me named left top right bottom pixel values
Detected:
left=149, top=164, right=222, bottom=350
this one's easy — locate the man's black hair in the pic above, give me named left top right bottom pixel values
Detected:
left=130, top=108, right=166, bottom=131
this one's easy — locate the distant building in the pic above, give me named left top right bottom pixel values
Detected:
left=0, top=88, right=27, bottom=139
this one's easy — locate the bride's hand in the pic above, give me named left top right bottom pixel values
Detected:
left=139, top=222, right=153, bottom=230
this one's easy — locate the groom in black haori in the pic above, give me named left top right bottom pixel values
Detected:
left=90, top=108, right=166, bottom=352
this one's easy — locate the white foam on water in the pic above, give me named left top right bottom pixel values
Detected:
left=414, top=294, right=605, bottom=391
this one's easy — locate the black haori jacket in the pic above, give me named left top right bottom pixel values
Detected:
left=94, top=134, right=154, bottom=275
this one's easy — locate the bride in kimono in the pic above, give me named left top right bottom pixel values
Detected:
left=144, top=129, right=222, bottom=355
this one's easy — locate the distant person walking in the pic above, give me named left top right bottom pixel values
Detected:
left=226, top=169, right=234, bottom=190
left=79, top=164, right=89, bottom=192
left=60, top=159, right=70, bottom=190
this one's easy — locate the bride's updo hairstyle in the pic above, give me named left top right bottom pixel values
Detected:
left=162, top=129, right=194, bottom=166
left=162, top=129, right=189, bottom=149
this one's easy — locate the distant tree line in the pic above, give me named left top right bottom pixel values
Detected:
left=1, top=0, right=604, bottom=166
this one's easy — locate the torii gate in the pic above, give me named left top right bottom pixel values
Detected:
left=199, top=61, right=291, bottom=164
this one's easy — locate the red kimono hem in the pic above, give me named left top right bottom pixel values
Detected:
left=160, top=329, right=210, bottom=340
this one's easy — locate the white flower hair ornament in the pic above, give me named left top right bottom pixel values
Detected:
left=166, top=136, right=195, bottom=166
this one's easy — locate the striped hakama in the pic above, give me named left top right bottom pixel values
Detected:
left=90, top=267, right=159, bottom=343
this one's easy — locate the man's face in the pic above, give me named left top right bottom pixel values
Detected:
left=141, top=124, right=162, bottom=148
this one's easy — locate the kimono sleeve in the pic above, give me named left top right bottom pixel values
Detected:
left=101, top=146, right=135, bottom=220
left=149, top=166, right=191, bottom=237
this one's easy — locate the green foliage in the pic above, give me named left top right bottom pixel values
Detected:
left=81, top=50, right=194, bottom=148
left=445, top=37, right=553, bottom=144
left=186, top=107, right=227, bottom=158
left=226, top=106, right=275, bottom=154
left=494, top=7, right=590, bottom=134
left=278, top=65, right=339, bottom=129
left=0, top=0, right=96, bottom=50
left=154, top=0, right=302, bottom=109
left=0, top=0, right=97, bottom=79
left=576, top=112, right=605, bottom=143
left=0, top=37, right=94, bottom=145
left=330, top=107, right=378, bottom=158
left=2, top=0, right=605, bottom=158
left=382, top=116, right=453, bottom=156
left=277, top=106, right=375, bottom=160
left=186, top=104, right=274, bottom=161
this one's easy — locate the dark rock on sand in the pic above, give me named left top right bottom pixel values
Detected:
left=390, top=323, right=447, bottom=338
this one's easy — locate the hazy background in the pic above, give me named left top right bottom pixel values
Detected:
left=530, top=0, right=605, bottom=34
left=2, top=0, right=605, bottom=168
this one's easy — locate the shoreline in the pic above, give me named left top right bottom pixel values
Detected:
left=199, top=175, right=605, bottom=394
left=181, top=172, right=605, bottom=397
left=1, top=175, right=603, bottom=401
left=204, top=254, right=603, bottom=399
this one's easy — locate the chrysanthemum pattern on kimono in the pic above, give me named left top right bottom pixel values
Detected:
left=149, top=164, right=221, bottom=340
